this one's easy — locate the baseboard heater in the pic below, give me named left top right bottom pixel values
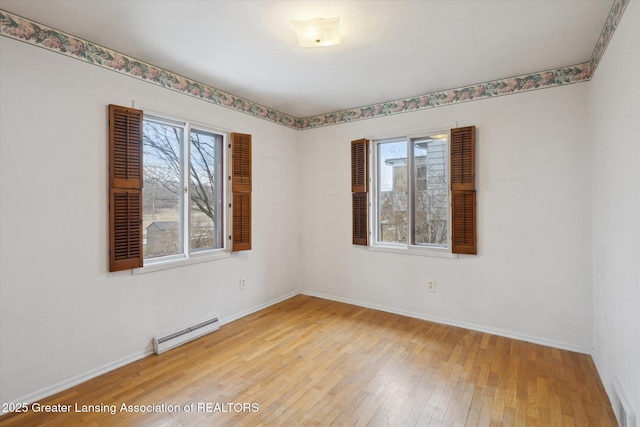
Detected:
left=153, top=317, right=220, bottom=354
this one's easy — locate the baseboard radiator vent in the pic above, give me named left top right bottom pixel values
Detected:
left=153, top=317, right=219, bottom=354
left=612, top=378, right=636, bottom=427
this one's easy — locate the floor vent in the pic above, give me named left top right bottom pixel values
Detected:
left=153, top=317, right=219, bottom=354
left=613, top=378, right=636, bottom=427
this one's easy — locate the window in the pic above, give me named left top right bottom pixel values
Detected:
left=142, top=115, right=225, bottom=261
left=108, top=104, right=252, bottom=272
left=374, top=132, right=450, bottom=249
left=350, top=126, right=476, bottom=255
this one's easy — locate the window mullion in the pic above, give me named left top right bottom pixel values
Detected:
left=374, top=143, right=380, bottom=244
left=407, top=138, right=414, bottom=248
left=224, top=135, right=230, bottom=250
left=369, top=144, right=375, bottom=244
left=183, top=123, right=190, bottom=257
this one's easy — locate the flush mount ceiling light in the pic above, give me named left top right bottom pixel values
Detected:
left=292, top=17, right=341, bottom=47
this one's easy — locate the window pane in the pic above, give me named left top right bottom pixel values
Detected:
left=189, top=129, right=224, bottom=252
left=413, top=135, right=448, bottom=247
left=377, top=140, right=407, bottom=243
left=142, top=120, right=183, bottom=259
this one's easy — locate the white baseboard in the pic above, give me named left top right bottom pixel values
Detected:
left=591, top=354, right=616, bottom=423
left=2, top=289, right=592, bottom=416
left=301, top=290, right=592, bottom=354
left=218, top=290, right=299, bottom=327
left=1, top=349, right=153, bottom=415
left=592, top=354, right=637, bottom=427
left=592, top=353, right=613, bottom=400
left=1, top=290, right=301, bottom=415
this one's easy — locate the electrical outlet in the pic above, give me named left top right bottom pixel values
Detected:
left=426, top=279, right=436, bottom=293
left=239, top=277, right=246, bottom=290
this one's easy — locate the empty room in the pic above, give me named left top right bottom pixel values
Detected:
left=0, top=0, right=638, bottom=425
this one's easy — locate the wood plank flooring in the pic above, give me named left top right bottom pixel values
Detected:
left=0, top=295, right=617, bottom=426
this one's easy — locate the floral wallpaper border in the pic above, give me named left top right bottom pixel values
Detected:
left=590, top=0, right=629, bottom=71
left=298, top=63, right=592, bottom=129
left=0, top=9, right=299, bottom=129
left=0, top=0, right=630, bottom=131
left=301, top=0, right=630, bottom=130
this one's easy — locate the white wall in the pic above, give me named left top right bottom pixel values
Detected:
left=0, top=37, right=300, bottom=404
left=299, top=83, right=594, bottom=351
left=590, top=1, right=640, bottom=420
left=2, top=3, right=636, bottom=415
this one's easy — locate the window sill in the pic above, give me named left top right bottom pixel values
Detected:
left=132, top=250, right=231, bottom=275
left=368, top=244, right=459, bottom=259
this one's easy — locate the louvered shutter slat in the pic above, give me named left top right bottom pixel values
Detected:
left=351, top=139, right=368, bottom=193
left=451, top=126, right=475, bottom=191
left=109, top=104, right=144, bottom=271
left=110, top=106, right=142, bottom=189
left=111, top=189, right=142, bottom=263
left=231, top=133, right=252, bottom=252
left=451, top=191, right=476, bottom=254
left=450, top=126, right=477, bottom=255
left=351, top=139, right=369, bottom=246
left=232, top=133, right=252, bottom=193
left=232, top=193, right=251, bottom=251
left=352, top=192, right=368, bottom=245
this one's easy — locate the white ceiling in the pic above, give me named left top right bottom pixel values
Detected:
left=0, top=0, right=614, bottom=118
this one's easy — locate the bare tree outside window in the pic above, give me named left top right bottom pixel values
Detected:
left=142, top=118, right=224, bottom=259
left=377, top=140, right=408, bottom=243
left=376, top=134, right=449, bottom=248
left=189, top=130, right=223, bottom=252
left=413, top=138, right=448, bottom=246
left=143, top=120, right=182, bottom=259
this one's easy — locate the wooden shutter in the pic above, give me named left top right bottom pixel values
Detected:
left=451, top=190, right=476, bottom=254
left=450, top=126, right=477, bottom=254
left=451, top=126, right=475, bottom=191
left=352, top=192, right=368, bottom=245
left=109, top=104, right=143, bottom=271
left=231, top=133, right=252, bottom=251
left=352, top=138, right=368, bottom=193
left=351, top=139, right=369, bottom=245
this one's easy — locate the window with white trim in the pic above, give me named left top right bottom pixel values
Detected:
left=373, top=131, right=450, bottom=249
left=142, top=114, right=227, bottom=262
left=108, top=104, right=252, bottom=273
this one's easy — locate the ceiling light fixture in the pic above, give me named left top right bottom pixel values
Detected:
left=292, top=17, right=341, bottom=47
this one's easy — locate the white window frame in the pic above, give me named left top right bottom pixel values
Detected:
left=370, top=129, right=458, bottom=259
left=133, top=111, right=231, bottom=274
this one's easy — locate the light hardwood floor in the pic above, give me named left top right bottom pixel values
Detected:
left=0, top=295, right=617, bottom=426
